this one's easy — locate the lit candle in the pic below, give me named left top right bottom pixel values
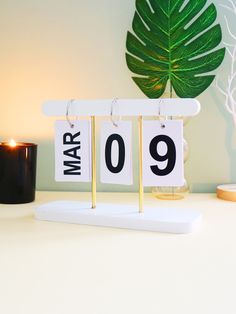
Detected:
left=0, top=140, right=37, bottom=204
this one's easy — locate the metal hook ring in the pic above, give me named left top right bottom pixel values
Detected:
left=158, top=99, right=165, bottom=129
left=66, top=99, right=75, bottom=128
left=110, top=98, right=120, bottom=127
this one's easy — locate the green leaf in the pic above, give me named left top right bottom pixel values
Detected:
left=126, top=0, right=226, bottom=98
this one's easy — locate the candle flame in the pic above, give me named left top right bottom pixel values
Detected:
left=9, top=139, right=17, bottom=147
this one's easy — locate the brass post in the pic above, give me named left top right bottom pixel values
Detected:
left=138, top=116, right=144, bottom=213
left=91, top=116, right=96, bottom=209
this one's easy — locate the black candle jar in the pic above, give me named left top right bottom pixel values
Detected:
left=0, top=142, right=37, bottom=204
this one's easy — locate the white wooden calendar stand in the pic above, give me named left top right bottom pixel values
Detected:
left=35, top=99, right=202, bottom=234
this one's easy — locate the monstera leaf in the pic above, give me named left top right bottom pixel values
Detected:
left=126, top=0, right=226, bottom=98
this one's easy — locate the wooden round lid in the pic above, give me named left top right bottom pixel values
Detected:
left=217, top=184, right=236, bottom=202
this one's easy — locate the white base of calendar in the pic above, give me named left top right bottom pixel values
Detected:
left=35, top=201, right=201, bottom=234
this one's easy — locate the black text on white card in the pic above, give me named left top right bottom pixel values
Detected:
left=55, top=120, right=91, bottom=182
left=142, top=120, right=184, bottom=187
left=100, top=121, right=133, bottom=185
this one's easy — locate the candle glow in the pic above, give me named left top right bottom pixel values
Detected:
left=8, top=139, right=17, bottom=147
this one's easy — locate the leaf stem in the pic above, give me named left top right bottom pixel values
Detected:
left=170, top=81, right=173, bottom=99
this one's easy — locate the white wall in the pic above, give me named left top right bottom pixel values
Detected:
left=0, top=0, right=234, bottom=192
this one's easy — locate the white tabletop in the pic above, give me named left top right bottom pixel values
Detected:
left=0, top=192, right=235, bottom=314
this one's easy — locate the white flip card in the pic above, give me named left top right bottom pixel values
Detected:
left=143, top=120, right=184, bottom=187
left=100, top=121, right=133, bottom=185
left=55, top=120, right=91, bottom=182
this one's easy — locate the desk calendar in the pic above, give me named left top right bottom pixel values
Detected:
left=35, top=98, right=201, bottom=233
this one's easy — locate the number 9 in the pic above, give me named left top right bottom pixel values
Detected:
left=149, top=135, right=176, bottom=176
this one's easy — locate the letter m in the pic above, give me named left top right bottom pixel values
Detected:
left=63, top=161, right=81, bottom=175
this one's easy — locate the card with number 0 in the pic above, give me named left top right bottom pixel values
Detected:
left=142, top=120, right=184, bottom=187
left=100, top=121, right=133, bottom=185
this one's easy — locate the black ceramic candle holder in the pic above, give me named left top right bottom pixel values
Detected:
left=0, top=142, right=37, bottom=204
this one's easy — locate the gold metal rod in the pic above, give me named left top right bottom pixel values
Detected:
left=138, top=116, right=144, bottom=213
left=91, top=116, right=96, bottom=209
